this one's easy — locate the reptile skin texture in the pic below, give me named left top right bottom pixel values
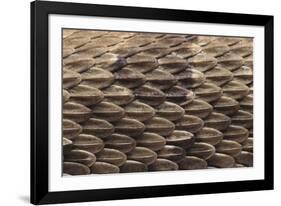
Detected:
left=62, top=29, right=253, bottom=175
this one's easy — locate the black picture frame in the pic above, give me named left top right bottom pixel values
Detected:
left=31, top=0, right=274, bottom=204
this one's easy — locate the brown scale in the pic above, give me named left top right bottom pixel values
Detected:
left=204, top=66, right=234, bottom=86
left=145, top=69, right=176, bottom=90
left=215, top=140, right=242, bottom=157
left=113, top=118, right=145, bottom=137
left=211, top=37, right=242, bottom=46
left=103, top=32, right=136, bottom=39
left=175, top=69, right=206, bottom=89
left=63, top=29, right=79, bottom=39
left=216, top=52, right=244, bottom=71
left=90, top=101, right=125, bottom=122
left=63, top=47, right=75, bottom=58
left=64, top=149, right=96, bottom=167
left=115, top=68, right=146, bottom=89
left=201, top=42, right=230, bottom=57
left=241, top=138, right=253, bottom=153
left=165, top=86, right=194, bottom=105
left=170, top=42, right=202, bottom=58
left=127, top=147, right=157, bottom=165
left=82, top=118, right=114, bottom=138
left=80, top=67, right=114, bottom=89
left=174, top=115, right=204, bottom=133
left=64, top=162, right=90, bottom=175
left=103, top=133, right=136, bottom=153
left=71, top=134, right=104, bottom=154
left=144, top=117, right=175, bottom=136
left=185, top=142, right=215, bottom=160
left=62, top=29, right=254, bottom=175
left=140, top=44, right=172, bottom=59
left=239, top=95, right=253, bottom=113
left=235, top=151, right=253, bottom=167
left=156, top=101, right=185, bottom=121
left=223, top=125, right=249, bottom=143
left=90, top=162, right=120, bottom=174
left=63, top=36, right=91, bottom=49
left=134, top=85, right=166, bottom=106
left=194, top=82, right=222, bottom=103
left=243, top=54, right=253, bottom=69
left=186, top=35, right=215, bottom=46
left=120, top=160, right=148, bottom=173
left=233, top=66, right=253, bottom=85
left=212, top=96, right=240, bottom=115
left=74, top=46, right=108, bottom=59
left=124, top=35, right=156, bottom=47
left=63, top=70, right=82, bottom=89
left=148, top=159, right=179, bottom=171
left=68, top=85, right=104, bottom=106
left=158, top=54, right=189, bottom=74
left=63, top=138, right=73, bottom=153
left=157, top=145, right=186, bottom=163
left=63, top=90, right=70, bottom=103
left=249, top=128, right=253, bottom=137
left=229, top=39, right=253, bottom=57
left=103, top=85, right=134, bottom=106
left=123, top=101, right=155, bottom=122
left=187, top=53, right=218, bottom=72
left=207, top=153, right=235, bottom=168
left=88, top=36, right=124, bottom=47
left=63, top=55, right=95, bottom=73
left=95, top=148, right=127, bottom=166
left=222, top=80, right=250, bottom=100
left=94, top=53, right=127, bottom=72
left=203, top=112, right=231, bottom=131
left=156, top=35, right=186, bottom=47
left=178, top=156, right=208, bottom=170
left=63, top=119, right=82, bottom=140
left=109, top=43, right=143, bottom=58
left=195, top=127, right=223, bottom=146
left=125, top=53, right=158, bottom=73
left=66, top=30, right=108, bottom=40
left=231, top=110, right=253, bottom=129
left=63, top=102, right=92, bottom=123
left=165, top=130, right=195, bottom=149
left=135, top=132, right=166, bottom=151
left=182, top=99, right=213, bottom=119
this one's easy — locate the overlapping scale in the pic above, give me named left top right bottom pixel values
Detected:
left=62, top=30, right=253, bottom=175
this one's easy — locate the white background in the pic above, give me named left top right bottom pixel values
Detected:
left=0, top=0, right=279, bottom=205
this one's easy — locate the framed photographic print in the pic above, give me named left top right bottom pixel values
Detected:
left=31, top=0, right=274, bottom=204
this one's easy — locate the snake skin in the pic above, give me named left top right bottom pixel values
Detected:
left=62, top=29, right=253, bottom=175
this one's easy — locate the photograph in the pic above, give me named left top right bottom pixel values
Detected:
left=62, top=29, right=254, bottom=175
left=30, top=1, right=273, bottom=204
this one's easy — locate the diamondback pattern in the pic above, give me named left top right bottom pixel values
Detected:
left=62, top=29, right=253, bottom=175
